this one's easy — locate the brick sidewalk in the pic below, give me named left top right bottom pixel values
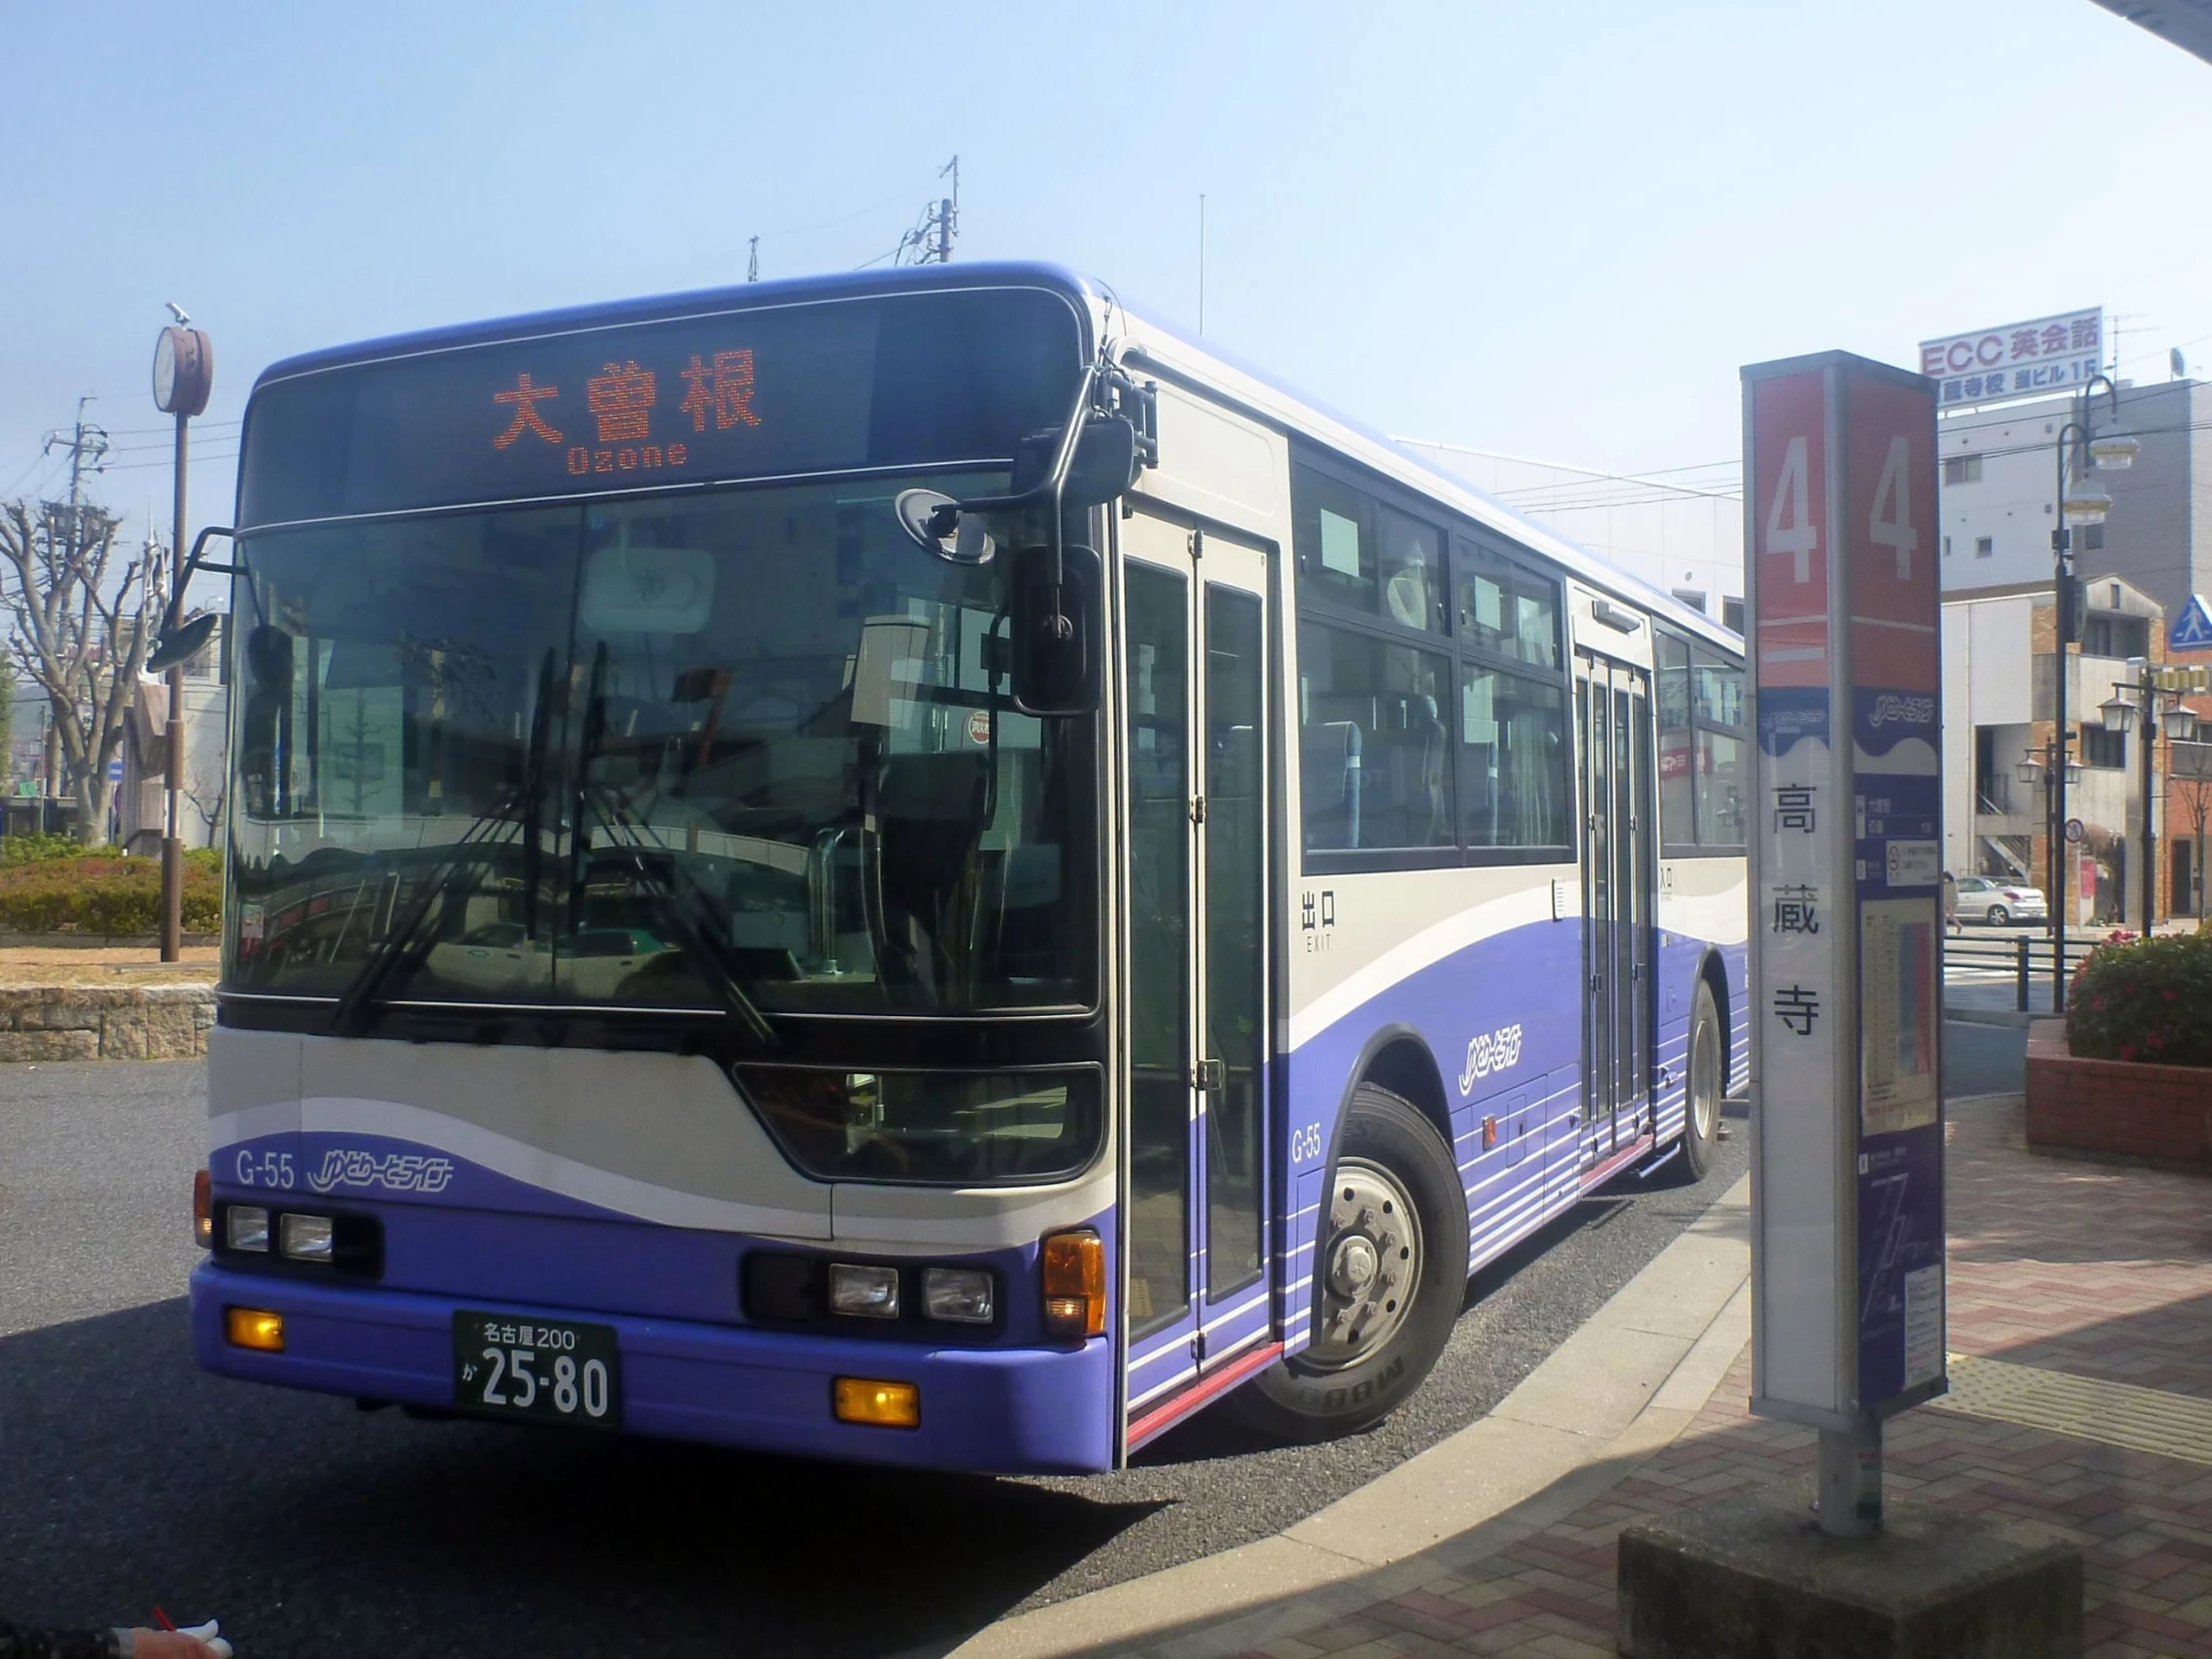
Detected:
left=1129, top=1096, right=2212, bottom=1659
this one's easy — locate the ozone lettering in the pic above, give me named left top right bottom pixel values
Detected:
left=488, top=346, right=764, bottom=480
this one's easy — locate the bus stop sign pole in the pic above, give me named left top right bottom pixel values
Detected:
left=1742, top=352, right=1946, bottom=1536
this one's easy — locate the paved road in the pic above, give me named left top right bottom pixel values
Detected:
left=4, top=1042, right=2031, bottom=1658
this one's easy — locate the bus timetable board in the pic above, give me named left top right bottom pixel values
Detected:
left=1744, top=350, right=1944, bottom=1433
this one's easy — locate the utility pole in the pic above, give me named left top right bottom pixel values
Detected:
left=39, top=399, right=108, bottom=825
left=1199, top=194, right=1207, bottom=333
left=894, top=158, right=962, bottom=267
left=748, top=237, right=759, bottom=282
left=42, top=396, right=110, bottom=575
left=931, top=155, right=959, bottom=263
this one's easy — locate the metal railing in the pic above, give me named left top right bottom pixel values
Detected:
left=1941, top=932, right=2099, bottom=1012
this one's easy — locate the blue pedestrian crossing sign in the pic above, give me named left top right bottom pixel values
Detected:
left=2171, top=594, right=2212, bottom=650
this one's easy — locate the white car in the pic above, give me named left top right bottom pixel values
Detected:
left=1952, top=875, right=2048, bottom=926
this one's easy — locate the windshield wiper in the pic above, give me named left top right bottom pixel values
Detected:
left=332, top=650, right=558, bottom=1035
left=572, top=643, right=778, bottom=1049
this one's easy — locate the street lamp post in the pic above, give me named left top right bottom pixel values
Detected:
left=2101, top=665, right=2202, bottom=933
left=2017, top=742, right=2082, bottom=970
left=2050, top=374, right=2138, bottom=1005
left=151, top=321, right=213, bottom=964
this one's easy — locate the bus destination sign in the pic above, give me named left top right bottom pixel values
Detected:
left=491, top=348, right=761, bottom=483
left=237, top=286, right=1094, bottom=530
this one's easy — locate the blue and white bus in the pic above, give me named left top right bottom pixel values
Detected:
left=187, top=263, right=1747, bottom=1472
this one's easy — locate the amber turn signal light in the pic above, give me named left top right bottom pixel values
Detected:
left=1041, top=1228, right=1106, bottom=1339
left=193, top=1168, right=213, bottom=1248
left=226, top=1307, right=284, bottom=1353
left=832, top=1377, right=920, bottom=1428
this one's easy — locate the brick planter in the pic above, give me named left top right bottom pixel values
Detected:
left=2025, top=1018, right=2212, bottom=1172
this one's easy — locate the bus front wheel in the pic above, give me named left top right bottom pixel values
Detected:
left=1234, top=1083, right=1465, bottom=1442
left=1681, top=978, right=1722, bottom=1181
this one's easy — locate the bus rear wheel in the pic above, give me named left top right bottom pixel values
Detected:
left=1234, top=1083, right=1465, bottom=1442
left=1681, top=978, right=1722, bottom=1181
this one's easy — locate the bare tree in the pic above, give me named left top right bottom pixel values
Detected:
left=0, top=499, right=164, bottom=842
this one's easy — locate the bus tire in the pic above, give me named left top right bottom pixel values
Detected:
left=1681, top=978, right=1722, bottom=1181
left=1233, top=1083, right=1465, bottom=1443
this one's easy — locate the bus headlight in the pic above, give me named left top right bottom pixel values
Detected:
left=227, top=1206, right=271, bottom=1253
left=1041, top=1229, right=1106, bottom=1339
left=828, top=1263, right=901, bottom=1320
left=921, top=1267, right=995, bottom=1326
left=279, top=1213, right=336, bottom=1262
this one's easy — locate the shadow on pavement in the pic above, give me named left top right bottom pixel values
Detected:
left=0, top=1300, right=1161, bottom=1659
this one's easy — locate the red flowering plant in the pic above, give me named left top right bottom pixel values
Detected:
left=2066, top=932, right=2212, bottom=1066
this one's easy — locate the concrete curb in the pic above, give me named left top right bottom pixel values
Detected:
left=933, top=1175, right=1753, bottom=1659
left=0, top=931, right=221, bottom=949
left=1944, top=1005, right=2036, bottom=1029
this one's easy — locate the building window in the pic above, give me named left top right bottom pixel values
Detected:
left=2084, top=725, right=2126, bottom=770
left=1974, top=536, right=1994, bottom=558
left=1671, top=588, right=1707, bottom=615
left=1722, top=596, right=1744, bottom=634
left=1943, top=455, right=1983, bottom=485
left=2081, top=613, right=2149, bottom=659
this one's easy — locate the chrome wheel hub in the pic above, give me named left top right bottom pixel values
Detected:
left=1330, top=1233, right=1380, bottom=1298
left=1307, top=1159, right=1423, bottom=1371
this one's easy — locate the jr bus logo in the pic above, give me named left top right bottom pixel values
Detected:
left=306, top=1148, right=457, bottom=1196
left=1457, top=1023, right=1523, bottom=1097
left=1869, top=693, right=1935, bottom=729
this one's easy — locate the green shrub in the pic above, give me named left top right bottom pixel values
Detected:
left=0, top=832, right=106, bottom=865
left=0, top=855, right=222, bottom=933
left=2067, top=932, right=2212, bottom=1066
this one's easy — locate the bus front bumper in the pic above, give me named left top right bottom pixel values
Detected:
left=189, top=1262, right=1116, bottom=1474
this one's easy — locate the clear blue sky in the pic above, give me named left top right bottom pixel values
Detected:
left=3, top=0, right=2206, bottom=557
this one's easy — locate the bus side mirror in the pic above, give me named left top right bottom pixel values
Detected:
left=1010, top=543, right=1101, bottom=718
left=146, top=612, right=221, bottom=675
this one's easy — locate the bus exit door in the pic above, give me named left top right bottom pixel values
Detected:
left=1119, top=510, right=1274, bottom=1440
left=1577, top=653, right=1654, bottom=1171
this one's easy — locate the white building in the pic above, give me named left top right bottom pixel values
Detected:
left=1392, top=440, right=1743, bottom=631
left=1936, top=378, right=2212, bottom=618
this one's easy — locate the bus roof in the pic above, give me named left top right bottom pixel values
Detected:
left=250, top=261, right=1741, bottom=660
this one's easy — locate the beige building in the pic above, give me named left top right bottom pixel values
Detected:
left=1944, top=575, right=2184, bottom=925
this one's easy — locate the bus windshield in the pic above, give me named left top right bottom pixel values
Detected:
left=225, top=472, right=1095, bottom=1018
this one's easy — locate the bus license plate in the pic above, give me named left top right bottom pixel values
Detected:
left=453, top=1312, right=622, bottom=1428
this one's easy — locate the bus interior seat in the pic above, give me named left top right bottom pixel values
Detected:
left=1302, top=720, right=1363, bottom=847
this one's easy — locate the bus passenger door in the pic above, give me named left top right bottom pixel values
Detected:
left=1120, top=511, right=1273, bottom=1438
left=1576, top=654, right=1654, bottom=1172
